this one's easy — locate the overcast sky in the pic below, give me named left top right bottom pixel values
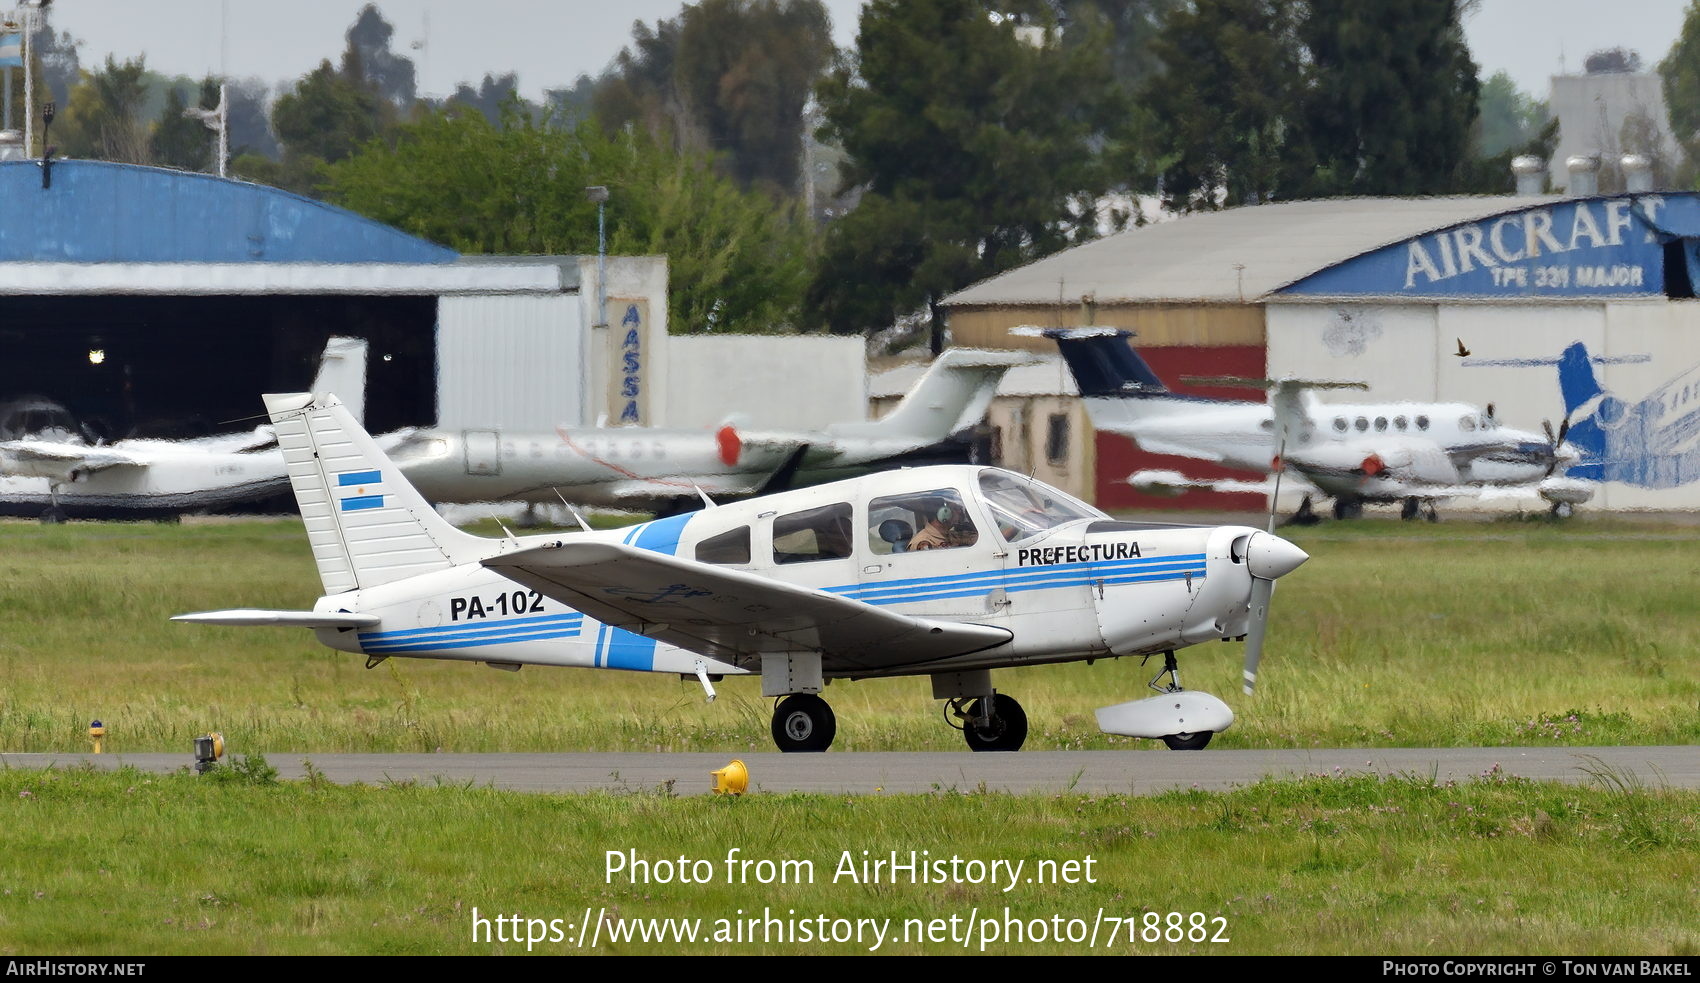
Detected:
left=34, top=0, right=1698, bottom=103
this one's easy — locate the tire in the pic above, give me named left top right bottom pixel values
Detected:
left=962, top=693, right=1028, bottom=752
left=771, top=694, right=836, bottom=752
left=1162, top=731, right=1212, bottom=751
left=1332, top=498, right=1362, bottom=521
left=1401, top=497, right=1420, bottom=521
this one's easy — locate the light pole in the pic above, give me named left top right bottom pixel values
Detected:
left=585, top=185, right=608, bottom=327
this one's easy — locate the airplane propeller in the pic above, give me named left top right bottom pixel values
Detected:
left=1541, top=418, right=1571, bottom=476
left=1238, top=531, right=1308, bottom=695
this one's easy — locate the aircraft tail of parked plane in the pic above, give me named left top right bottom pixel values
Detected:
left=825, top=348, right=1036, bottom=443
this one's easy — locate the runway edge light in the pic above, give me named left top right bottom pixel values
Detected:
left=711, top=759, right=748, bottom=796
left=88, top=720, right=104, bottom=754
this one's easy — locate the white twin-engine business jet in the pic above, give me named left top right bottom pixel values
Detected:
left=385, top=348, right=1034, bottom=513
left=176, top=392, right=1309, bottom=753
left=1033, top=327, right=1591, bottom=520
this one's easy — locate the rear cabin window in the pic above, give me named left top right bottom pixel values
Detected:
left=695, top=526, right=751, bottom=565
left=772, top=503, right=854, bottom=564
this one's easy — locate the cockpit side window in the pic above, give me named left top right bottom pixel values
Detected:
left=772, top=503, right=854, bottom=564
left=978, top=469, right=1101, bottom=543
left=868, top=489, right=978, bottom=555
left=695, top=525, right=751, bottom=565
left=1459, top=415, right=1476, bottom=432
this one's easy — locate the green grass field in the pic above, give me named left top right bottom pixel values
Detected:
left=1, top=516, right=1696, bottom=755
left=2, top=761, right=1697, bottom=955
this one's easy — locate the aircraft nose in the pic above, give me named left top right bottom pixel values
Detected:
left=1245, top=531, right=1308, bottom=581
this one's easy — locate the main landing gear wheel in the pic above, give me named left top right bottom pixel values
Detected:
left=1162, top=732, right=1213, bottom=751
left=1552, top=501, right=1575, bottom=519
left=961, top=693, right=1028, bottom=752
left=1332, top=497, right=1363, bottom=520
left=771, top=694, right=836, bottom=752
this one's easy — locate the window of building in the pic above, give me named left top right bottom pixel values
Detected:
left=1045, top=413, right=1069, bottom=466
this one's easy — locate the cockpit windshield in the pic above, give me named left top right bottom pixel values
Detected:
left=977, top=469, right=1103, bottom=543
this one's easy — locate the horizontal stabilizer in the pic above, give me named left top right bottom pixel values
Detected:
left=172, top=609, right=380, bottom=628
left=1180, top=376, right=1370, bottom=393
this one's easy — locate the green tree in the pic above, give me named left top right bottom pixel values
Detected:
left=1475, top=70, right=1549, bottom=160
left=593, top=0, right=835, bottom=195
left=56, top=55, right=152, bottom=163
left=1294, top=0, right=1480, bottom=197
left=1142, top=0, right=1306, bottom=211
left=151, top=77, right=218, bottom=171
left=1659, top=1, right=1700, bottom=185
left=326, top=106, right=813, bottom=334
left=809, top=0, right=1122, bottom=344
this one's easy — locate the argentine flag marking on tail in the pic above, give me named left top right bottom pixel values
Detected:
left=0, top=33, right=20, bottom=69
left=337, top=469, right=385, bottom=511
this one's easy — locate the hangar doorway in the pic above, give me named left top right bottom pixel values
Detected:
left=0, top=294, right=437, bottom=440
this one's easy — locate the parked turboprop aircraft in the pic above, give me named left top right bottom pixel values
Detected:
left=0, top=338, right=367, bottom=521
left=176, top=392, right=1310, bottom=752
left=1031, top=327, right=1591, bottom=519
left=385, top=348, right=1034, bottom=513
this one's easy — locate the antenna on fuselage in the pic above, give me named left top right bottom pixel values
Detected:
left=552, top=489, right=594, bottom=533
left=690, top=482, right=718, bottom=509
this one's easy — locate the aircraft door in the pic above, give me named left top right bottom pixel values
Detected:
left=858, top=488, right=1003, bottom=620
left=463, top=430, right=501, bottom=476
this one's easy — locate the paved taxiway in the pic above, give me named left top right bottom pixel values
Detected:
left=3, top=747, right=1694, bottom=795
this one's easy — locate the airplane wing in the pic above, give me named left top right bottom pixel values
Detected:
left=483, top=540, right=1013, bottom=673
left=1129, top=469, right=1318, bottom=497
left=1132, top=437, right=1228, bottom=462
left=0, top=440, right=150, bottom=480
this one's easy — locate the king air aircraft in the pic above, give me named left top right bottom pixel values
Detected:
left=383, top=348, right=1031, bottom=514
left=0, top=338, right=369, bottom=521
left=175, top=392, right=1310, bottom=752
left=1034, top=327, right=1592, bottom=520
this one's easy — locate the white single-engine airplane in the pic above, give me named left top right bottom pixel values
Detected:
left=0, top=338, right=367, bottom=522
left=1032, top=327, right=1591, bottom=520
left=176, top=392, right=1310, bottom=752
left=386, top=348, right=1033, bottom=514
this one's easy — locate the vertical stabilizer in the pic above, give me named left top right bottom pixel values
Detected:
left=1035, top=327, right=1168, bottom=396
left=1557, top=342, right=1605, bottom=418
left=311, top=337, right=368, bottom=425
left=264, top=392, right=482, bottom=594
left=829, top=348, right=1032, bottom=443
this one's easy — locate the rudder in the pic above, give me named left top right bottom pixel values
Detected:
left=265, top=392, right=482, bottom=594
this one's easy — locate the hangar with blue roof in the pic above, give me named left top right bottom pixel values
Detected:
left=944, top=189, right=1700, bottom=511
left=0, top=160, right=666, bottom=440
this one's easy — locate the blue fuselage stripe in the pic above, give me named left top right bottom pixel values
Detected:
left=359, top=613, right=584, bottom=642
left=362, top=627, right=584, bottom=653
